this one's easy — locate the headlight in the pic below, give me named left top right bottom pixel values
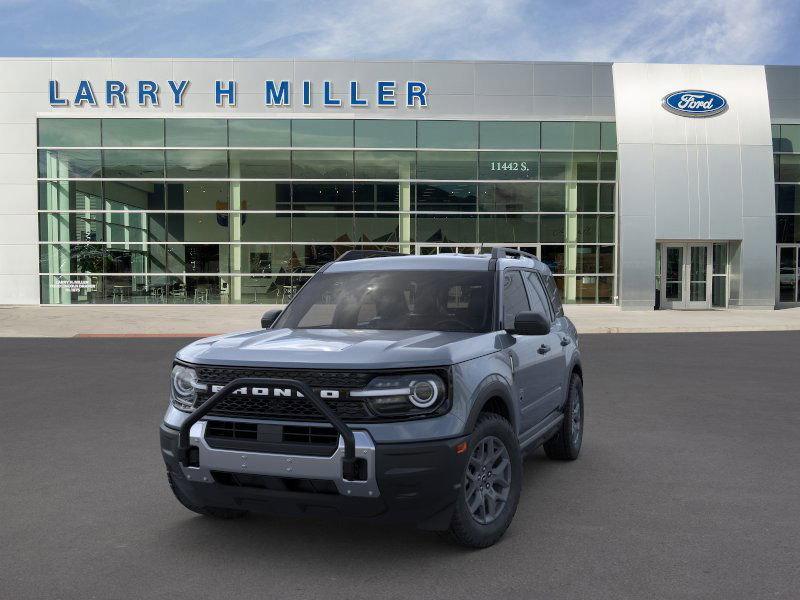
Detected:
left=170, top=365, right=199, bottom=412
left=351, top=373, right=447, bottom=417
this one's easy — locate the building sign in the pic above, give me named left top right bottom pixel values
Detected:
left=48, top=79, right=429, bottom=108
left=662, top=90, right=727, bottom=117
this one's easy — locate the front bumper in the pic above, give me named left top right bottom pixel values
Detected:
left=160, top=423, right=469, bottom=529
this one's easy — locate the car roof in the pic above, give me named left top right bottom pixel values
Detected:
left=324, top=252, right=550, bottom=274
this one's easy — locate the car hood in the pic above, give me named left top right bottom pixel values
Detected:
left=176, top=328, right=500, bottom=369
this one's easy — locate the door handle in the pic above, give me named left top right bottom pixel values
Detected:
left=538, top=344, right=551, bottom=355
left=560, top=336, right=570, bottom=347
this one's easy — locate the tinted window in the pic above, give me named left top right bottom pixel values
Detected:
left=522, top=271, right=551, bottom=319
left=39, top=119, right=100, bottom=147
left=502, top=271, right=530, bottom=327
left=542, top=273, right=564, bottom=317
left=417, top=121, right=478, bottom=149
left=228, top=119, right=290, bottom=147
left=165, top=119, right=227, bottom=147
left=275, top=270, right=495, bottom=332
left=355, top=120, right=416, bottom=148
left=292, top=120, right=353, bottom=147
left=102, top=119, right=164, bottom=147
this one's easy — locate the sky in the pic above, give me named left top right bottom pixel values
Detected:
left=0, top=0, right=798, bottom=65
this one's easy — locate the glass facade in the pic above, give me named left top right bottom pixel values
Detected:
left=37, top=118, right=617, bottom=304
left=774, top=124, right=800, bottom=304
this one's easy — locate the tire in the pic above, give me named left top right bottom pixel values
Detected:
left=445, top=413, right=522, bottom=549
left=543, top=373, right=583, bottom=461
left=167, top=471, right=248, bottom=519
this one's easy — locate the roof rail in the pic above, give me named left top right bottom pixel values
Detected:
left=336, top=249, right=406, bottom=262
left=489, top=247, right=538, bottom=261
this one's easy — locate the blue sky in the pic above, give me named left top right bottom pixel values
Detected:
left=1, top=0, right=798, bottom=64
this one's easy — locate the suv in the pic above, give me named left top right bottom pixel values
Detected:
left=159, top=248, right=583, bottom=548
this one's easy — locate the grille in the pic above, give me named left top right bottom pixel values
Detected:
left=195, top=366, right=374, bottom=422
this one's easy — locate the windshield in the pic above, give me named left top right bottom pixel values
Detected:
left=275, top=270, right=495, bottom=333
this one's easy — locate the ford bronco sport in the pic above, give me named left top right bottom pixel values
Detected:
left=159, top=248, right=583, bottom=548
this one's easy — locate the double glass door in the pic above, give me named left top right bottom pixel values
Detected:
left=661, top=243, right=712, bottom=309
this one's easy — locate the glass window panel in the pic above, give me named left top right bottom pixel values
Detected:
left=598, top=245, right=614, bottom=273
left=576, top=245, right=597, bottom=273
left=597, top=276, right=613, bottom=303
left=479, top=122, right=539, bottom=149
left=291, top=244, right=353, bottom=270
left=415, top=183, right=477, bottom=212
left=598, top=214, right=614, bottom=243
left=772, top=124, right=781, bottom=152
left=38, top=149, right=102, bottom=178
left=106, top=212, right=152, bottom=244
left=415, top=214, right=477, bottom=243
left=39, top=212, right=104, bottom=242
left=167, top=244, right=225, bottom=273
left=540, top=215, right=566, bottom=243
left=238, top=274, right=297, bottom=303
left=102, top=119, right=164, bottom=147
left=573, top=122, right=601, bottom=149
left=779, top=275, right=797, bottom=302
left=354, top=183, right=403, bottom=212
left=229, top=150, right=290, bottom=178
left=577, top=215, right=597, bottom=243
left=240, top=212, right=291, bottom=242
left=292, top=213, right=355, bottom=243
left=355, top=213, right=401, bottom=243
left=167, top=182, right=229, bottom=211
left=39, top=181, right=103, bottom=211
left=540, top=152, right=571, bottom=180
left=237, top=244, right=280, bottom=273
left=575, top=152, right=599, bottom=180
left=713, top=243, right=727, bottom=274
left=777, top=216, right=799, bottom=243
left=416, top=151, right=476, bottom=179
left=600, top=122, right=617, bottom=151
left=577, top=183, right=598, bottom=212
left=102, top=150, right=164, bottom=178
left=165, top=150, right=227, bottom=178
left=165, top=119, right=227, bottom=147
left=778, top=155, right=800, bottom=183
left=238, top=181, right=291, bottom=211
left=291, top=120, right=353, bottom=147
left=575, top=275, right=597, bottom=303
left=292, top=183, right=353, bottom=211
left=712, top=276, right=727, bottom=307
left=478, top=152, right=539, bottom=179
left=600, top=152, right=616, bottom=180
left=292, top=150, right=353, bottom=178
left=478, top=214, right=538, bottom=243
left=776, top=184, right=800, bottom=213
left=779, top=247, right=796, bottom=275
left=354, top=120, right=415, bottom=148
left=540, top=245, right=565, bottom=274
left=502, top=271, right=531, bottom=326
left=599, top=183, right=615, bottom=212
left=39, top=243, right=105, bottom=274
left=417, top=121, right=478, bottom=149
left=354, top=151, right=415, bottom=179
left=39, top=119, right=100, bottom=147
left=478, top=183, right=538, bottom=212
left=228, top=119, right=290, bottom=147
left=167, top=212, right=230, bottom=243
left=541, top=122, right=573, bottom=150
left=780, top=124, right=800, bottom=153
left=104, top=182, right=165, bottom=211
left=539, top=183, right=566, bottom=212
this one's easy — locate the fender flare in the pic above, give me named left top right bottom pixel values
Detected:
left=463, top=376, right=517, bottom=434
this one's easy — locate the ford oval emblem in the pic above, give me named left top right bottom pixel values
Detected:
left=662, top=90, right=728, bottom=117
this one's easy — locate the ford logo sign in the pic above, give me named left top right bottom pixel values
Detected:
left=662, top=90, right=728, bottom=117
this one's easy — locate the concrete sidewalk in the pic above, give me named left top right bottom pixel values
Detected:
left=2, top=303, right=800, bottom=337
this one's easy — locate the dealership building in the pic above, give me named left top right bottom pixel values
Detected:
left=0, top=58, right=799, bottom=310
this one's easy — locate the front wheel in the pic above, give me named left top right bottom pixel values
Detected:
left=445, top=413, right=522, bottom=548
left=543, top=373, right=584, bottom=460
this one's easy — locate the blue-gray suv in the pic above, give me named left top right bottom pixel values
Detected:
left=159, top=248, right=583, bottom=548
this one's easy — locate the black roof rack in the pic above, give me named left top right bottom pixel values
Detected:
left=336, top=249, right=407, bottom=262
left=489, top=247, right=538, bottom=261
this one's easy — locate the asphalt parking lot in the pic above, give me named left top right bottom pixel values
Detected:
left=1, top=332, right=799, bottom=599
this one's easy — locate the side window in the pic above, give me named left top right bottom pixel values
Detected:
left=502, top=270, right=531, bottom=327
left=522, top=271, right=551, bottom=320
left=543, top=273, right=564, bottom=318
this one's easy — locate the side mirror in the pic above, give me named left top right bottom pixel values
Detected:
left=508, top=311, right=550, bottom=336
left=261, top=309, right=282, bottom=329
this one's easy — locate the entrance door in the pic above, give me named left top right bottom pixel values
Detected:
left=660, top=243, right=712, bottom=309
